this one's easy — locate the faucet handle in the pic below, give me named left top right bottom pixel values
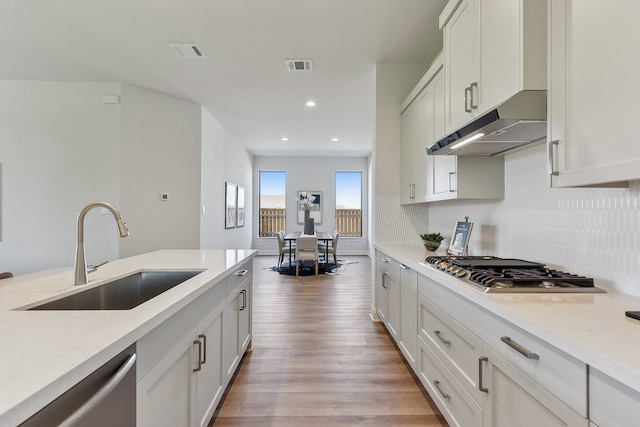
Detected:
left=87, top=260, right=109, bottom=273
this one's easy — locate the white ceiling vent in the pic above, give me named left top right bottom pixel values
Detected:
left=170, top=44, right=206, bottom=58
left=286, top=59, right=312, bottom=71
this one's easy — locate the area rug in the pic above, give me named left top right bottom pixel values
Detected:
left=270, top=259, right=356, bottom=276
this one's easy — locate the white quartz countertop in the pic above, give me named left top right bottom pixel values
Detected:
left=375, top=244, right=640, bottom=393
left=0, top=249, right=256, bottom=426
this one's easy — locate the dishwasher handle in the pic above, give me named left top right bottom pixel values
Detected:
left=59, top=352, right=137, bottom=427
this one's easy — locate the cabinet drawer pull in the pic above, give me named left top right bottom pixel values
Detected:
left=478, top=357, right=488, bottom=393
left=433, top=380, right=450, bottom=400
left=193, top=339, right=203, bottom=372
left=470, top=82, right=478, bottom=109
left=433, top=330, right=451, bottom=346
left=240, top=289, right=247, bottom=311
left=380, top=257, right=390, bottom=263
left=199, top=334, right=207, bottom=364
left=501, top=336, right=539, bottom=360
left=381, top=272, right=388, bottom=289
left=464, top=86, right=472, bottom=113
left=399, top=264, right=408, bottom=270
left=548, top=140, right=559, bottom=176
left=235, top=269, right=248, bottom=276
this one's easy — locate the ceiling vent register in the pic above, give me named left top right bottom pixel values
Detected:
left=286, top=59, right=312, bottom=71
left=170, top=44, right=206, bottom=58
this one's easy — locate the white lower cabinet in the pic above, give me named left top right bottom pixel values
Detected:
left=415, top=270, right=588, bottom=427
left=481, top=343, right=587, bottom=427
left=589, top=367, right=640, bottom=427
left=399, top=263, right=418, bottom=370
left=136, top=261, right=253, bottom=427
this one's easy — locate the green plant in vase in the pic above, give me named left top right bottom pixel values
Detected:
left=420, top=232, right=446, bottom=251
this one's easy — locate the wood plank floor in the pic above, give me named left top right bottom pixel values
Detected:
left=210, top=255, right=448, bottom=427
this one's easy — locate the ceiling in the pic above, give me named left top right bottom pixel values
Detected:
left=0, top=0, right=447, bottom=157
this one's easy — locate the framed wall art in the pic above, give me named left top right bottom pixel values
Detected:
left=225, top=181, right=237, bottom=229
left=296, top=191, right=322, bottom=224
left=447, top=219, right=473, bottom=256
left=236, top=186, right=245, bottom=227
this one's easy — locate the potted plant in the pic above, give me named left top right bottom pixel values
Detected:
left=421, top=232, right=446, bottom=251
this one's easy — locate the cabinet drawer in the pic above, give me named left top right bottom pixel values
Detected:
left=590, top=368, right=640, bottom=427
left=377, top=253, right=400, bottom=281
left=418, top=337, right=483, bottom=427
left=419, top=293, right=483, bottom=400
left=483, top=313, right=587, bottom=416
left=226, top=261, right=252, bottom=294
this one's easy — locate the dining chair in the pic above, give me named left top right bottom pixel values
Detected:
left=319, top=232, right=339, bottom=266
left=295, top=235, right=318, bottom=277
left=276, top=231, right=294, bottom=269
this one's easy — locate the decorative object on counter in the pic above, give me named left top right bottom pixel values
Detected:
left=447, top=217, right=473, bottom=256
left=296, top=191, right=322, bottom=225
left=236, top=186, right=245, bottom=227
left=225, top=181, right=237, bottom=229
left=420, top=232, right=446, bottom=251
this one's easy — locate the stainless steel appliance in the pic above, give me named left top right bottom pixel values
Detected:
left=421, top=255, right=605, bottom=293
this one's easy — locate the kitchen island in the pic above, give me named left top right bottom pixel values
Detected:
left=0, top=249, right=256, bottom=426
left=374, top=244, right=640, bottom=427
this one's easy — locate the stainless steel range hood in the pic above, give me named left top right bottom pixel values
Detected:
left=426, top=91, right=547, bottom=156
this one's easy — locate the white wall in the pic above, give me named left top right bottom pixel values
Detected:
left=252, top=155, right=369, bottom=255
left=372, top=62, right=431, bottom=246
left=0, top=81, right=121, bottom=275
left=200, top=108, right=253, bottom=249
left=119, top=84, right=202, bottom=257
left=410, top=144, right=640, bottom=296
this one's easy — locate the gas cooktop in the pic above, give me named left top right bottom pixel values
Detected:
left=421, top=256, right=605, bottom=293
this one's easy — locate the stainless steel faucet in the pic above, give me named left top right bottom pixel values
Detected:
left=73, top=202, right=129, bottom=286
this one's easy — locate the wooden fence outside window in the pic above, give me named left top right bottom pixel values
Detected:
left=259, top=208, right=361, bottom=237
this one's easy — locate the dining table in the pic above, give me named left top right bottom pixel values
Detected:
left=283, top=231, right=334, bottom=271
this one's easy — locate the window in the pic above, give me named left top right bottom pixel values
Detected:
left=335, top=171, right=362, bottom=237
left=259, top=171, right=286, bottom=237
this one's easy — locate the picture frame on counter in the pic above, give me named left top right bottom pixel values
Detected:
left=225, top=181, right=237, bottom=229
left=448, top=220, right=473, bottom=256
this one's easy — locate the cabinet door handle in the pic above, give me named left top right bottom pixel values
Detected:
left=433, top=380, right=450, bottom=400
left=548, top=140, right=559, bottom=176
left=501, top=336, right=540, bottom=360
left=59, top=353, right=137, bottom=427
left=193, top=339, right=203, bottom=372
left=478, top=356, right=488, bottom=393
left=470, top=82, right=478, bottom=109
left=381, top=272, right=388, bottom=289
left=433, top=330, right=451, bottom=346
left=199, top=334, right=207, bottom=364
left=464, top=86, right=472, bottom=113
left=399, top=264, right=408, bottom=270
left=448, top=172, right=455, bottom=192
left=235, top=269, right=248, bottom=276
left=240, top=289, right=247, bottom=311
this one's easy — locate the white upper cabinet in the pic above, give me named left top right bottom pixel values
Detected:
left=548, top=0, right=640, bottom=187
left=441, top=0, right=546, bottom=135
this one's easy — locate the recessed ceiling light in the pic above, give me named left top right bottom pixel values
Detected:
left=331, top=138, right=339, bottom=142
left=280, top=137, right=289, bottom=141
left=305, top=100, right=316, bottom=107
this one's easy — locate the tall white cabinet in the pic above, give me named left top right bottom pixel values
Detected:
left=548, top=0, right=640, bottom=187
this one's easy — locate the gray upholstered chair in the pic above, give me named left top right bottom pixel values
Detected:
left=276, top=231, right=294, bottom=269
left=318, top=232, right=339, bottom=266
left=295, top=235, right=318, bottom=277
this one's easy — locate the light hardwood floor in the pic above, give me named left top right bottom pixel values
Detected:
left=210, top=255, right=448, bottom=426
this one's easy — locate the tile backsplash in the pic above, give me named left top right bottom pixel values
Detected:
left=426, top=144, right=640, bottom=296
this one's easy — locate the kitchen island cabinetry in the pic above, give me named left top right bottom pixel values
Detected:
left=548, top=0, right=640, bottom=187
left=440, top=0, right=546, bottom=135
left=137, top=260, right=252, bottom=427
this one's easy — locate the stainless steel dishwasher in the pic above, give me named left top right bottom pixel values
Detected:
left=20, top=344, right=136, bottom=427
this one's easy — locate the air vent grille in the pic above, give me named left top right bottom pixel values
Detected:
left=286, top=59, right=312, bottom=71
left=170, top=44, right=206, bottom=58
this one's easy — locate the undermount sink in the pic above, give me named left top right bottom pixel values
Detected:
left=28, top=271, right=203, bottom=310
